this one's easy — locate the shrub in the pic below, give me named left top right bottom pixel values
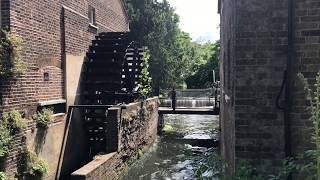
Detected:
left=262, top=73, right=320, bottom=180
left=1, top=111, right=27, bottom=134
left=20, top=150, right=48, bottom=180
left=234, top=161, right=258, bottom=180
left=0, top=29, right=26, bottom=77
left=32, top=108, right=53, bottom=128
left=298, top=72, right=320, bottom=179
left=0, top=172, right=7, bottom=180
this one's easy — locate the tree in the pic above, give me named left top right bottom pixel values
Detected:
left=124, top=0, right=220, bottom=91
left=186, top=41, right=220, bottom=89
left=124, top=0, right=187, bottom=92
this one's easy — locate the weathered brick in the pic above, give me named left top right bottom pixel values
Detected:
left=221, top=0, right=319, bottom=178
left=0, top=0, right=129, bottom=178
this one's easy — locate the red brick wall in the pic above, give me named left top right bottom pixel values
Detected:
left=291, top=0, right=320, bottom=155
left=221, top=0, right=320, bottom=178
left=0, top=0, right=128, bottom=178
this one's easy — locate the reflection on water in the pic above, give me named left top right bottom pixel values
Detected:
left=121, top=115, right=219, bottom=180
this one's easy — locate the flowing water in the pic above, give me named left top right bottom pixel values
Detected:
left=121, top=114, right=219, bottom=180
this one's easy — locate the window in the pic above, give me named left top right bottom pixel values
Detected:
left=88, top=5, right=96, bottom=25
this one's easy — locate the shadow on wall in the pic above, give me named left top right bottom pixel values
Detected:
left=57, top=57, right=91, bottom=179
left=58, top=109, right=90, bottom=180
left=34, top=128, right=48, bottom=155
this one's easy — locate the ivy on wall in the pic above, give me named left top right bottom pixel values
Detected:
left=137, top=47, right=152, bottom=97
left=0, top=111, right=26, bottom=158
left=0, top=29, right=26, bottom=78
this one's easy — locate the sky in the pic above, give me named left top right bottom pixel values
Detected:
left=167, top=0, right=220, bottom=43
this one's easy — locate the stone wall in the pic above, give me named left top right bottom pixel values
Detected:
left=220, top=0, right=320, bottom=178
left=71, top=97, right=159, bottom=180
left=0, top=0, right=129, bottom=178
left=219, top=0, right=236, bottom=177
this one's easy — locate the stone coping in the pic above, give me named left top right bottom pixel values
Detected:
left=71, top=152, right=117, bottom=176
left=38, top=99, right=66, bottom=106
left=124, top=97, right=159, bottom=108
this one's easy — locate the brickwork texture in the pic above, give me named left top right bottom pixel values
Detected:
left=0, top=0, right=129, bottom=178
left=220, top=0, right=320, bottom=178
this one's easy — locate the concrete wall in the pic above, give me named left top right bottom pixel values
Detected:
left=65, top=54, right=85, bottom=107
left=220, top=0, right=320, bottom=178
left=71, top=97, right=159, bottom=180
left=26, top=115, right=66, bottom=180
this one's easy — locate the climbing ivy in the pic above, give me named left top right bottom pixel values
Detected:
left=269, top=72, right=320, bottom=179
left=0, top=111, right=26, bottom=158
left=32, top=108, right=53, bottom=128
left=137, top=47, right=152, bottom=96
left=2, top=111, right=27, bottom=134
left=0, top=29, right=26, bottom=77
left=0, top=124, right=11, bottom=158
left=298, top=72, right=320, bottom=179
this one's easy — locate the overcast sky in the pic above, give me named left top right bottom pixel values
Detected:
left=167, top=0, right=220, bottom=43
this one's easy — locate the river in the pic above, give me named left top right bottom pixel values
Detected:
left=121, top=114, right=219, bottom=180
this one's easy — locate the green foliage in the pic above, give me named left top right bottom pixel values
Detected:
left=303, top=72, right=320, bottom=179
left=233, top=161, right=265, bottom=180
left=269, top=72, right=320, bottom=180
left=124, top=1, right=220, bottom=91
left=20, top=150, right=48, bottom=180
left=0, top=29, right=26, bottom=77
left=196, top=153, right=226, bottom=180
left=296, top=72, right=320, bottom=179
left=1, top=111, right=27, bottom=134
left=137, top=47, right=152, bottom=96
left=186, top=42, right=220, bottom=89
left=0, top=111, right=26, bottom=158
left=0, top=125, right=11, bottom=158
left=124, top=0, right=190, bottom=90
left=0, top=172, right=7, bottom=180
left=32, top=108, right=53, bottom=128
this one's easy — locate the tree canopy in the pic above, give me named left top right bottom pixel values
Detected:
left=124, top=0, right=220, bottom=92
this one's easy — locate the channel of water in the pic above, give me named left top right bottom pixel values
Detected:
left=121, top=114, right=219, bottom=180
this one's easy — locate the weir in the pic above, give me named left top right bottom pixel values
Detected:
left=158, top=88, right=220, bottom=116
left=157, top=87, right=220, bottom=140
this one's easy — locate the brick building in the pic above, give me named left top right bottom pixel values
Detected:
left=0, top=0, right=128, bottom=179
left=219, top=0, right=320, bottom=178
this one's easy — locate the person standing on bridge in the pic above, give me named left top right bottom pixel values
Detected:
left=171, top=87, right=176, bottom=111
